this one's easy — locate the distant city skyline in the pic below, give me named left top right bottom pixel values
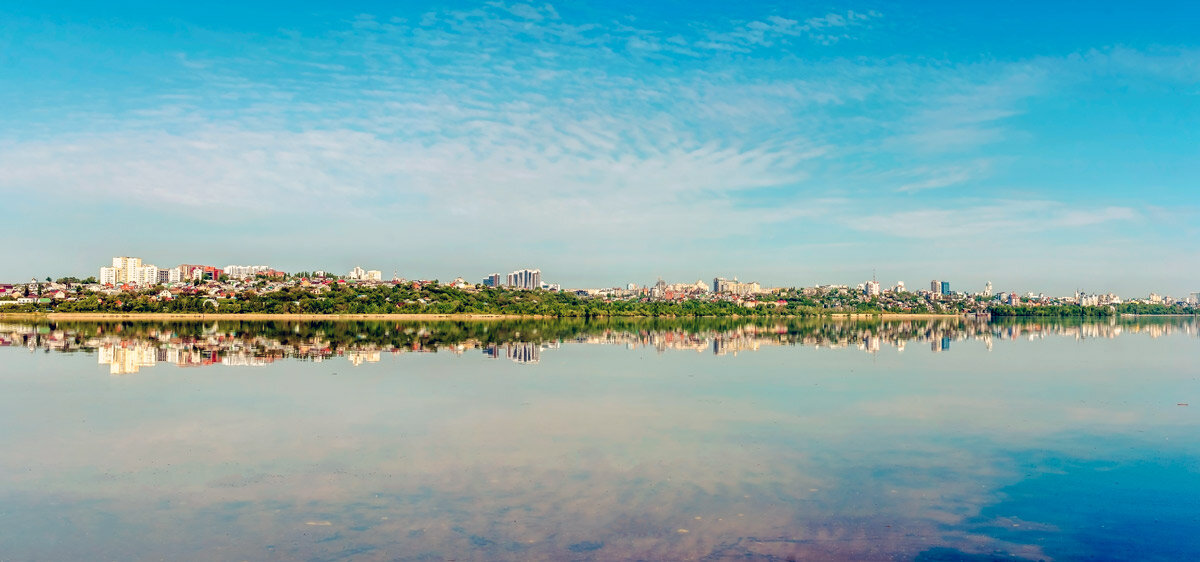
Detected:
left=1, top=1, right=1198, bottom=295
left=1, top=252, right=1190, bottom=300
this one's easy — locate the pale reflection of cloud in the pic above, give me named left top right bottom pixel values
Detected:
left=1, top=332, right=1196, bottom=560
left=853, top=394, right=1146, bottom=436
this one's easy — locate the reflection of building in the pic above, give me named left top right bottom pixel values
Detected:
left=220, top=355, right=273, bottom=367
left=346, top=351, right=382, bottom=366
left=509, top=343, right=540, bottom=364
left=483, top=342, right=543, bottom=363
left=712, top=334, right=763, bottom=356
left=5, top=318, right=1198, bottom=372
left=98, top=343, right=157, bottom=375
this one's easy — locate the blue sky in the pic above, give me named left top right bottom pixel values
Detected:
left=1, top=1, right=1198, bottom=295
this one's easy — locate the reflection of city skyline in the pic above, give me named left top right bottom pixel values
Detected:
left=0, top=318, right=1196, bottom=374
left=484, top=341, right=559, bottom=364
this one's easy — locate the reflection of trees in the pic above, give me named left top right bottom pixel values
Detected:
left=0, top=317, right=1195, bottom=371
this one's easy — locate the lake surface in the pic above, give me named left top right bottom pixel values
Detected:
left=0, top=317, right=1197, bottom=561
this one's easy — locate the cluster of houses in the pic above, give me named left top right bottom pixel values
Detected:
left=0, top=281, right=76, bottom=305
left=0, top=270, right=479, bottom=308
left=1, top=257, right=1196, bottom=311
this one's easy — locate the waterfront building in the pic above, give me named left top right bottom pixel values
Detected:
left=712, top=277, right=761, bottom=297
left=650, top=278, right=667, bottom=299
left=222, top=265, right=271, bottom=279
left=984, top=282, right=993, bottom=297
left=865, top=280, right=881, bottom=297
left=507, top=269, right=542, bottom=290
left=176, top=265, right=208, bottom=281
left=99, top=256, right=160, bottom=286
left=345, top=267, right=381, bottom=281
left=941, top=281, right=951, bottom=296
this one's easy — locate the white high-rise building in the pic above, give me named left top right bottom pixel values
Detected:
left=506, top=269, right=542, bottom=290
left=99, top=256, right=161, bottom=286
left=865, top=280, right=881, bottom=297
left=712, top=277, right=761, bottom=296
left=113, top=256, right=141, bottom=275
left=131, top=265, right=158, bottom=285
left=223, top=265, right=271, bottom=279
left=345, top=267, right=383, bottom=282
left=984, top=282, right=993, bottom=297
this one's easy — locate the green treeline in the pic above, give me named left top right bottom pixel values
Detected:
left=989, top=303, right=1195, bottom=317
left=4, top=284, right=1194, bottom=318
left=31, top=285, right=822, bottom=317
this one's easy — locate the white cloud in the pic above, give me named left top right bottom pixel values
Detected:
left=695, top=9, right=881, bottom=50
left=849, top=201, right=1141, bottom=239
left=896, top=161, right=993, bottom=193
left=0, top=4, right=1195, bottom=290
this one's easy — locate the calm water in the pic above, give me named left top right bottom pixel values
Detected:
left=0, top=318, right=1197, bottom=561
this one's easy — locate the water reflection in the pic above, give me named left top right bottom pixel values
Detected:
left=1, top=317, right=1196, bottom=374
left=0, top=317, right=1197, bottom=560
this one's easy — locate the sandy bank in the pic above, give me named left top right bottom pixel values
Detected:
left=0, top=313, right=546, bottom=321
left=828, top=313, right=962, bottom=319
left=0, top=311, right=965, bottom=322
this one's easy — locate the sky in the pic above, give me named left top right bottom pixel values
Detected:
left=1, top=1, right=1198, bottom=295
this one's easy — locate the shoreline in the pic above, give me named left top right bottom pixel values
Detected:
left=827, top=313, right=962, bottom=319
left=0, top=312, right=965, bottom=322
left=4, top=312, right=1191, bottom=322
left=0, top=313, right=544, bottom=321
